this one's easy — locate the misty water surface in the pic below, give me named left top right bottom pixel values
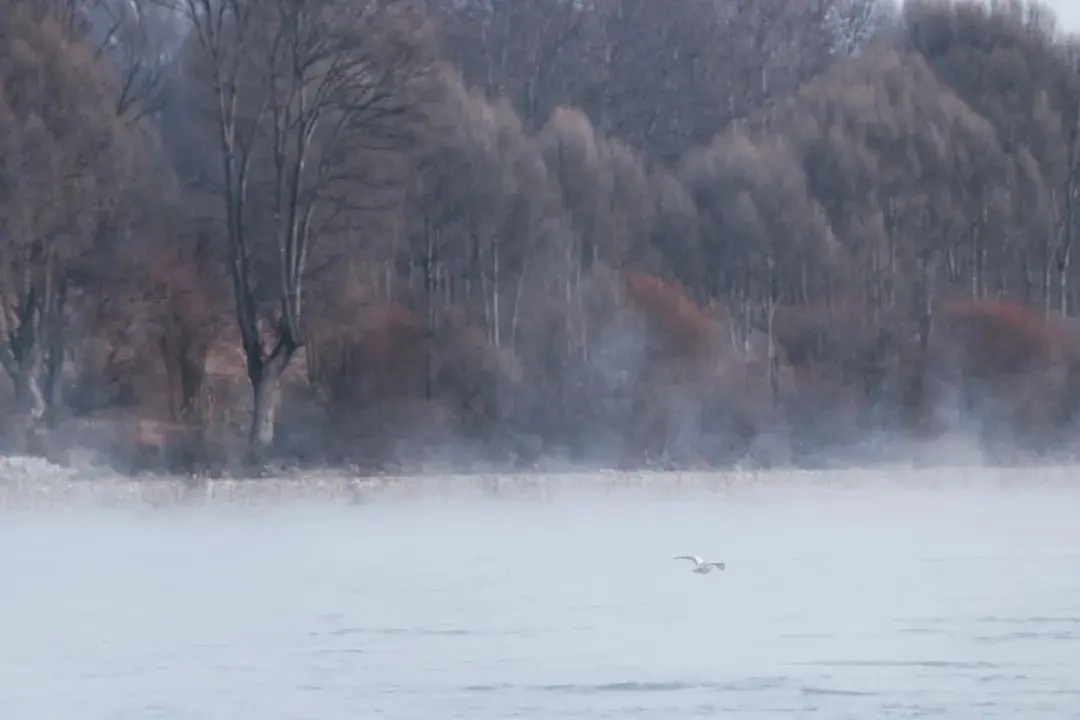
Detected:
left=1, top=473, right=1080, bottom=719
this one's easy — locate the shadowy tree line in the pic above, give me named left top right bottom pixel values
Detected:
left=3, top=0, right=1080, bottom=474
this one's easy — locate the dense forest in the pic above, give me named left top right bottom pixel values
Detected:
left=2, top=0, right=1080, bottom=475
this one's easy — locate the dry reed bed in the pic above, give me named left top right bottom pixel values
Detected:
left=0, top=459, right=1066, bottom=510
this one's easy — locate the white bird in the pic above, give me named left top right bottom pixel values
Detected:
left=675, top=555, right=725, bottom=574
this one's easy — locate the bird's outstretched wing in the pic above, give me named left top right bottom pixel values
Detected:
left=674, top=555, right=702, bottom=564
left=709, top=562, right=726, bottom=571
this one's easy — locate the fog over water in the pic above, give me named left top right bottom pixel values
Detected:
left=2, top=467, right=1080, bottom=719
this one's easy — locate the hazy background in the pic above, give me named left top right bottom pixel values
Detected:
left=1014, top=0, right=1079, bottom=29
left=2, top=472, right=1079, bottom=719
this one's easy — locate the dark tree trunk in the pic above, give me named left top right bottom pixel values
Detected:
left=179, top=353, right=206, bottom=423
left=245, top=340, right=296, bottom=464
left=41, top=275, right=68, bottom=429
left=162, top=332, right=208, bottom=424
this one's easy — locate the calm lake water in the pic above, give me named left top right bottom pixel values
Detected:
left=1, top=473, right=1080, bottom=719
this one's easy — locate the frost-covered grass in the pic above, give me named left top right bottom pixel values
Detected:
left=1, top=454, right=1077, bottom=510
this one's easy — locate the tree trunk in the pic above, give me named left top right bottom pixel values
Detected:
left=766, top=259, right=780, bottom=404
left=1060, top=243, right=1072, bottom=318
left=915, top=254, right=935, bottom=352
left=1043, top=253, right=1053, bottom=320
left=1061, top=109, right=1078, bottom=317
left=767, top=293, right=780, bottom=405
left=492, top=240, right=501, bottom=348
left=162, top=333, right=207, bottom=424
left=247, top=353, right=290, bottom=463
left=424, top=221, right=437, bottom=401
left=40, top=270, right=67, bottom=428
left=510, top=263, right=527, bottom=352
left=4, top=312, right=47, bottom=425
left=179, top=351, right=206, bottom=424
left=0, top=265, right=70, bottom=435
left=13, top=365, right=46, bottom=421
left=250, top=374, right=279, bottom=454
left=41, top=333, right=65, bottom=429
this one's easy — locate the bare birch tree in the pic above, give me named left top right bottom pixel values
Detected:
left=824, top=0, right=893, bottom=58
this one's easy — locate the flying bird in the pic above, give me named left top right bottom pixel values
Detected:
left=674, top=555, right=725, bottom=574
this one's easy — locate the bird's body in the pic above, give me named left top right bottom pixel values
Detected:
left=674, top=555, right=725, bottom=574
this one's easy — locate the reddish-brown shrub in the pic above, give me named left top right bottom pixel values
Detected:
left=622, top=272, right=719, bottom=367
left=901, top=296, right=1071, bottom=447
left=938, top=296, right=1061, bottom=379
left=310, top=303, right=521, bottom=462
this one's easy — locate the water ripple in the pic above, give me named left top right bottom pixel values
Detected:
left=801, top=686, right=878, bottom=697
left=314, top=626, right=473, bottom=637
left=464, top=677, right=791, bottom=695
left=792, top=659, right=1002, bottom=670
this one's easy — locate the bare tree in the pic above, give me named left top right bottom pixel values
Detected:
left=167, top=0, right=432, bottom=459
left=824, top=0, right=894, bottom=58
left=428, top=0, right=592, bottom=129
left=96, top=0, right=178, bottom=120
left=0, top=3, right=131, bottom=435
